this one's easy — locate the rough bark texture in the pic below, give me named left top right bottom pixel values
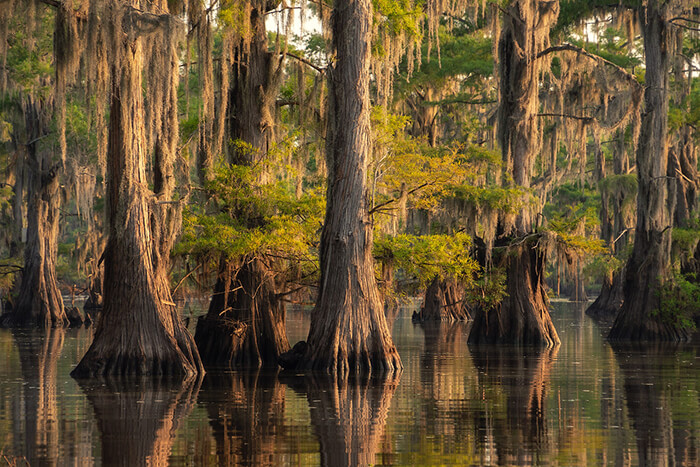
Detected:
left=413, top=276, right=470, bottom=322
left=609, top=1, right=689, bottom=342
left=470, top=239, right=560, bottom=347
left=2, top=98, right=67, bottom=328
left=196, top=257, right=289, bottom=369
left=199, top=369, right=285, bottom=465
left=195, top=0, right=289, bottom=370
left=586, top=267, right=625, bottom=321
left=279, top=0, right=402, bottom=375
left=72, top=3, right=203, bottom=377
left=77, top=375, right=200, bottom=465
left=469, top=0, right=560, bottom=347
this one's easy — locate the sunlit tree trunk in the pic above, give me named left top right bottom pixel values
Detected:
left=72, top=1, right=203, bottom=377
left=609, top=0, right=689, bottom=341
left=469, top=0, right=560, bottom=347
left=280, top=0, right=402, bottom=374
left=414, top=277, right=470, bottom=322
left=2, top=97, right=67, bottom=328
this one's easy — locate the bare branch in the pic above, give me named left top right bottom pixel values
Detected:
left=537, top=43, right=641, bottom=89
left=281, top=51, right=325, bottom=74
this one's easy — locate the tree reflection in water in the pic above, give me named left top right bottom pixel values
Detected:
left=469, top=345, right=559, bottom=465
left=76, top=374, right=201, bottom=465
left=611, top=342, right=700, bottom=467
left=198, top=369, right=286, bottom=466
left=283, top=372, right=400, bottom=467
left=12, top=328, right=65, bottom=465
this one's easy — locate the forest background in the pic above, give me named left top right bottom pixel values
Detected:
left=0, top=0, right=699, bottom=376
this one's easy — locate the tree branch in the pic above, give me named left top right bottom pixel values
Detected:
left=537, top=112, right=595, bottom=123
left=369, top=182, right=430, bottom=215
left=537, top=43, right=641, bottom=88
left=281, top=51, right=325, bottom=73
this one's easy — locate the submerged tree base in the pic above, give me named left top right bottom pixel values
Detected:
left=468, top=238, right=560, bottom=347
left=195, top=257, right=290, bottom=370
left=413, top=277, right=470, bottom=322
left=586, top=268, right=624, bottom=322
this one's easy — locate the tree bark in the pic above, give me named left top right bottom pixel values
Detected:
left=72, top=2, right=203, bottom=377
left=195, top=0, right=290, bottom=370
left=2, top=97, right=67, bottom=328
left=609, top=0, right=689, bottom=342
left=279, top=0, right=402, bottom=375
left=413, top=276, right=470, bottom=322
left=586, top=266, right=625, bottom=321
left=470, top=239, right=559, bottom=346
left=196, top=256, right=289, bottom=369
left=469, top=0, right=560, bottom=347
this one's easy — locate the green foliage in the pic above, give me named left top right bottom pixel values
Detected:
left=654, top=272, right=700, bottom=332
left=177, top=163, right=325, bottom=268
left=374, top=232, right=478, bottom=286
left=466, top=267, right=507, bottom=312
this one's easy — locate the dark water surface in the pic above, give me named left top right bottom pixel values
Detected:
left=1, top=301, right=699, bottom=466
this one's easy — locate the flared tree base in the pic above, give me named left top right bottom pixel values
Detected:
left=468, top=239, right=560, bottom=347
left=413, top=277, right=470, bottom=322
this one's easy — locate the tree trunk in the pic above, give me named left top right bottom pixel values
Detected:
left=195, top=0, right=290, bottom=369
left=469, top=240, right=559, bottom=346
left=2, top=97, right=67, bottom=328
left=609, top=1, right=689, bottom=342
left=586, top=266, right=625, bottom=321
left=413, top=276, right=470, bottom=322
left=196, top=256, right=289, bottom=369
left=469, top=0, right=560, bottom=347
left=279, top=0, right=402, bottom=375
left=72, top=4, right=203, bottom=377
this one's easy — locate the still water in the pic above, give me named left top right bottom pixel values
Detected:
left=0, top=301, right=699, bottom=466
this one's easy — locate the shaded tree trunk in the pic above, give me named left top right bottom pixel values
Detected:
left=470, top=239, right=559, bottom=346
left=195, top=0, right=290, bottom=370
left=279, top=0, right=402, bottom=375
left=72, top=2, right=203, bottom=377
left=609, top=0, right=689, bottom=342
left=468, top=0, right=560, bottom=347
left=196, top=256, right=289, bottom=369
left=586, top=267, right=625, bottom=322
left=2, top=97, right=67, bottom=328
left=413, top=276, right=470, bottom=322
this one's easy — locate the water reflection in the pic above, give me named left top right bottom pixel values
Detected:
left=77, top=375, right=201, bottom=465
left=198, top=369, right=286, bottom=466
left=11, top=328, right=65, bottom=465
left=283, top=373, right=400, bottom=466
left=470, top=345, right=559, bottom=466
left=611, top=343, right=700, bottom=467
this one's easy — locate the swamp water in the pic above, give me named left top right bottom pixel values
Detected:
left=0, top=301, right=699, bottom=466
